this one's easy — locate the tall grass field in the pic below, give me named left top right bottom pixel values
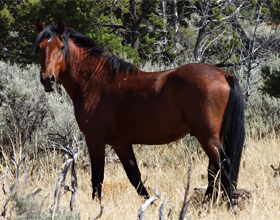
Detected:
left=1, top=61, right=280, bottom=219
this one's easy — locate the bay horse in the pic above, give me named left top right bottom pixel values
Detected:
left=34, top=18, right=245, bottom=207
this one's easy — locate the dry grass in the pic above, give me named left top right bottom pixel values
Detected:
left=1, top=135, right=280, bottom=219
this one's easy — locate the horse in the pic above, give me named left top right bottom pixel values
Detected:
left=34, top=18, right=245, bottom=208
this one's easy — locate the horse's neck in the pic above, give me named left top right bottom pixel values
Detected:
left=59, top=40, right=104, bottom=102
left=59, top=41, right=86, bottom=100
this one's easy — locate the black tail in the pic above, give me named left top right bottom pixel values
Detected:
left=223, top=75, right=245, bottom=188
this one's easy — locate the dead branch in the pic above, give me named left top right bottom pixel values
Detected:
left=37, top=166, right=48, bottom=182
left=92, top=205, right=104, bottom=220
left=178, top=138, right=193, bottom=220
left=159, top=200, right=170, bottom=220
left=26, top=188, right=42, bottom=199
left=41, top=193, right=50, bottom=207
left=15, top=156, right=26, bottom=181
left=138, top=196, right=157, bottom=220
left=14, top=156, right=26, bottom=195
left=2, top=166, right=8, bottom=195
left=155, top=185, right=170, bottom=220
left=24, top=160, right=33, bottom=185
left=1, top=156, right=25, bottom=219
left=52, top=157, right=73, bottom=218
left=155, top=184, right=161, bottom=200
left=48, top=140, right=74, bottom=156
left=1, top=198, right=10, bottom=220
left=70, top=148, right=79, bottom=210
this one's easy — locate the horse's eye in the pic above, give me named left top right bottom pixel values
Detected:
left=60, top=46, right=65, bottom=51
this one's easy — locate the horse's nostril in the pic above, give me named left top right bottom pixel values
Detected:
left=50, top=75, right=55, bottom=84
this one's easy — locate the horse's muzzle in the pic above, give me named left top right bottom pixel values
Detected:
left=40, top=74, right=56, bottom=92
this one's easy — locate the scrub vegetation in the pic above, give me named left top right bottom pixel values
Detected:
left=0, top=61, right=280, bottom=219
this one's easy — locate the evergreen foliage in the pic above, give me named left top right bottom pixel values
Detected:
left=261, top=65, right=280, bottom=98
left=1, top=0, right=280, bottom=67
left=1, top=0, right=280, bottom=99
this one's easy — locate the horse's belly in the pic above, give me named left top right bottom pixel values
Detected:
left=107, top=119, right=190, bottom=145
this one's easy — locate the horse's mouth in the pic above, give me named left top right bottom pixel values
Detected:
left=44, top=87, right=55, bottom=92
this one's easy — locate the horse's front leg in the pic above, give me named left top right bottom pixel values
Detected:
left=85, top=135, right=106, bottom=201
left=112, top=144, right=149, bottom=198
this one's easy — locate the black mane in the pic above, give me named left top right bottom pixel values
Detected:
left=34, top=25, right=138, bottom=75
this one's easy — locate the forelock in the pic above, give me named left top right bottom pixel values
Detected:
left=34, top=25, right=70, bottom=62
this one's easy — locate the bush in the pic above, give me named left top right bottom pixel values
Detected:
left=0, top=62, right=51, bottom=151
left=245, top=93, right=280, bottom=138
left=44, top=89, right=83, bottom=154
left=4, top=170, right=82, bottom=220
left=260, top=65, right=280, bottom=98
left=0, top=61, right=83, bottom=158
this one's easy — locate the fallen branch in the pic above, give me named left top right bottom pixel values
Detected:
left=138, top=196, right=157, bottom=220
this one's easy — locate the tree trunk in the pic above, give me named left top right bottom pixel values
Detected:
left=129, top=0, right=139, bottom=50
left=193, top=23, right=206, bottom=62
left=174, top=0, right=179, bottom=52
left=162, top=0, right=167, bottom=47
left=228, top=17, right=250, bottom=51
left=245, top=3, right=262, bottom=103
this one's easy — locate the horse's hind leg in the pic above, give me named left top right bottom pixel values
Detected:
left=112, top=144, right=149, bottom=198
left=200, top=137, right=220, bottom=202
left=197, top=137, right=232, bottom=206
left=218, top=143, right=232, bottom=207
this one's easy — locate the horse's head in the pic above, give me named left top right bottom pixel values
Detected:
left=35, top=18, right=67, bottom=92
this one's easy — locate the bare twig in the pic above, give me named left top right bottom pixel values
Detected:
left=24, top=160, right=33, bottom=185
left=14, top=156, right=26, bottom=195
left=167, top=208, right=172, bottom=219
left=178, top=138, right=193, bottom=220
left=2, top=166, right=8, bottom=195
left=159, top=200, right=170, bottom=220
left=52, top=157, right=73, bottom=219
left=155, top=185, right=161, bottom=200
left=1, top=198, right=10, bottom=220
left=51, top=136, right=81, bottom=218
left=37, top=166, right=48, bottom=182
left=92, top=205, right=104, bottom=220
left=155, top=185, right=170, bottom=220
left=70, top=148, right=79, bottom=210
left=26, top=188, right=42, bottom=199
left=15, top=156, right=26, bottom=181
left=41, top=193, right=50, bottom=207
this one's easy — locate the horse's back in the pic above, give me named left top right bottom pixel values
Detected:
left=173, top=63, right=231, bottom=85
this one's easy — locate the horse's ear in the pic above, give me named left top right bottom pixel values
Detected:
left=57, top=18, right=66, bottom=36
left=36, top=18, right=45, bottom=33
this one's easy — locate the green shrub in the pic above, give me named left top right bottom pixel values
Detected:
left=0, top=61, right=83, bottom=157
left=245, top=93, right=280, bottom=138
left=260, top=65, right=280, bottom=98
left=6, top=183, right=81, bottom=220
left=0, top=62, right=51, bottom=150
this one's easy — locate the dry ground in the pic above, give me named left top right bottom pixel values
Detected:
left=1, top=135, right=280, bottom=219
